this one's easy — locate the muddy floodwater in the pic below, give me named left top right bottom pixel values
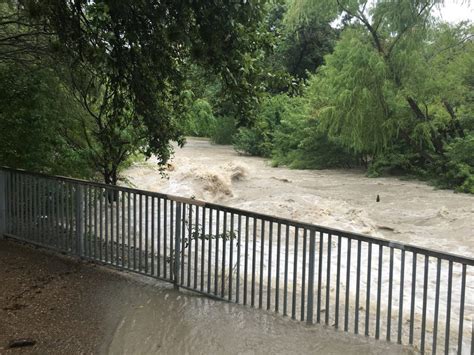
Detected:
left=0, top=240, right=411, bottom=355
left=123, top=138, right=473, bottom=353
left=125, top=138, right=473, bottom=257
left=107, top=280, right=412, bottom=355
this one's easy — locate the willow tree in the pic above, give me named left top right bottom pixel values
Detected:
left=25, top=0, right=270, bottom=185
left=289, top=0, right=471, bottom=163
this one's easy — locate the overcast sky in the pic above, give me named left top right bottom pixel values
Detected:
left=436, top=0, right=473, bottom=23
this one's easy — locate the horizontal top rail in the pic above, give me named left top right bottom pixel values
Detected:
left=2, top=165, right=473, bottom=266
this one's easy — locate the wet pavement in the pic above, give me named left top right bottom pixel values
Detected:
left=0, top=239, right=414, bottom=354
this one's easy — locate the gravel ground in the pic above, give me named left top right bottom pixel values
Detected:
left=0, top=238, right=127, bottom=354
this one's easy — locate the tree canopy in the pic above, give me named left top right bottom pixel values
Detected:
left=1, top=0, right=473, bottom=192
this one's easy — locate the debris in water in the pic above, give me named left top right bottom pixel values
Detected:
left=8, top=338, right=36, bottom=348
left=272, top=177, right=291, bottom=183
left=377, top=225, right=396, bottom=232
left=376, top=194, right=380, bottom=202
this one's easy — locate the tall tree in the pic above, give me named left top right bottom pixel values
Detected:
left=27, top=0, right=270, bottom=185
left=293, top=0, right=470, bottom=159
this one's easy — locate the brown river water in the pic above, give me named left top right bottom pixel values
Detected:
left=106, top=278, right=412, bottom=355
left=124, top=138, right=473, bottom=257
left=122, top=138, right=473, bottom=354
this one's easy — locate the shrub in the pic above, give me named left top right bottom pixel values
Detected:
left=210, top=116, right=237, bottom=145
left=436, top=135, right=474, bottom=193
left=233, top=94, right=302, bottom=157
left=184, top=98, right=217, bottom=137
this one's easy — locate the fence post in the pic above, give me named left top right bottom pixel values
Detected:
left=0, top=170, right=6, bottom=239
left=307, top=229, right=316, bottom=324
left=174, top=201, right=182, bottom=289
left=75, top=185, right=84, bottom=256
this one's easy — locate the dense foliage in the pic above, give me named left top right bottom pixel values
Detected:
left=232, top=0, right=474, bottom=193
left=0, top=64, right=93, bottom=178
left=0, top=0, right=271, bottom=184
left=0, top=0, right=473, bottom=193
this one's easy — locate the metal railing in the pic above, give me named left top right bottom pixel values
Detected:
left=0, top=167, right=472, bottom=354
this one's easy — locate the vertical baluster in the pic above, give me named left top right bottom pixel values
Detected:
left=236, top=214, right=241, bottom=303
left=15, top=173, right=19, bottom=237
left=181, top=203, right=186, bottom=285
left=471, top=318, right=474, bottom=355
left=259, top=219, right=265, bottom=309
left=283, top=224, right=289, bottom=316
left=251, top=217, right=256, bottom=307
left=145, top=195, right=149, bottom=273
left=9, top=172, right=14, bottom=235
left=229, top=212, right=234, bottom=300
left=51, top=181, right=56, bottom=249
left=24, top=175, right=29, bottom=241
left=170, top=200, right=174, bottom=280
left=300, top=229, right=307, bottom=321
left=33, top=177, right=37, bottom=242
left=122, top=192, right=126, bottom=269
left=116, top=191, right=120, bottom=268
left=139, top=194, right=143, bottom=271
left=133, top=193, right=137, bottom=270
left=200, top=206, right=206, bottom=292
left=335, top=235, right=341, bottom=329
left=50, top=179, right=55, bottom=247
left=92, top=188, right=96, bottom=259
left=163, top=199, right=167, bottom=278
left=127, top=192, right=131, bottom=270
left=317, top=232, right=323, bottom=323
left=376, top=245, right=383, bottom=339
left=32, top=176, right=37, bottom=242
left=105, top=189, right=109, bottom=263
left=174, top=202, right=181, bottom=287
left=187, top=205, right=193, bottom=287
left=69, top=184, right=74, bottom=253
left=152, top=196, right=156, bottom=276
left=26, top=176, right=31, bottom=241
left=365, top=242, right=372, bottom=336
left=110, top=190, right=114, bottom=264
left=215, top=209, right=220, bottom=296
left=53, top=179, right=58, bottom=248
left=457, top=264, right=466, bottom=354
left=222, top=211, right=227, bottom=297
left=75, top=184, right=84, bottom=256
left=64, top=182, right=69, bottom=250
left=387, top=247, right=394, bottom=341
left=325, top=233, right=332, bottom=326
left=421, top=255, right=429, bottom=353
left=10, top=173, right=14, bottom=236
left=432, top=258, right=441, bottom=353
left=344, top=238, right=352, bottom=332
left=195, top=205, right=199, bottom=290
left=306, top=230, right=316, bottom=325
left=409, top=253, right=417, bottom=345
left=21, top=174, right=26, bottom=238
left=275, top=223, right=281, bottom=313
left=18, top=174, right=22, bottom=237
left=292, top=226, right=298, bottom=319
left=207, top=208, right=212, bottom=293
left=268, top=221, right=273, bottom=311
left=157, top=198, right=161, bottom=277
left=89, top=187, right=93, bottom=257
left=397, top=249, right=405, bottom=344
left=355, top=240, right=362, bottom=334
left=444, top=260, right=453, bottom=355
left=36, top=178, right=40, bottom=243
